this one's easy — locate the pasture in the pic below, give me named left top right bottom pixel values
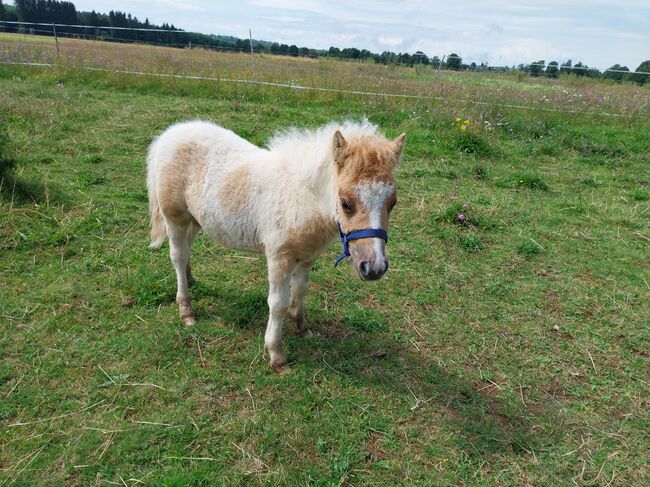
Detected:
left=1, top=33, right=649, bottom=486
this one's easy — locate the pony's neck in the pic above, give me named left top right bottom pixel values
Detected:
left=311, top=157, right=339, bottom=233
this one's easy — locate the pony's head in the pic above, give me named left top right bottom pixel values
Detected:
left=333, top=130, right=405, bottom=281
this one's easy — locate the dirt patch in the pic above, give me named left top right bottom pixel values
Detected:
left=364, top=431, right=387, bottom=462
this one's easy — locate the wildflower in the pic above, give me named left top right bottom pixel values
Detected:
left=462, top=203, right=468, bottom=209
left=457, top=213, right=466, bottom=222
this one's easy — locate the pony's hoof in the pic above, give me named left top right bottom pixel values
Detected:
left=274, top=364, right=293, bottom=375
left=182, top=314, right=197, bottom=326
left=298, top=328, right=313, bottom=338
left=269, top=352, right=288, bottom=370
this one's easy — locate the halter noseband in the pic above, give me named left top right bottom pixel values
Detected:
left=334, top=222, right=388, bottom=267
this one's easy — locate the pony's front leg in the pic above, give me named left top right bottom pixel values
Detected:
left=288, top=261, right=314, bottom=338
left=265, top=257, right=294, bottom=372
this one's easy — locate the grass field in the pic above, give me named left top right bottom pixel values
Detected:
left=1, top=35, right=649, bottom=486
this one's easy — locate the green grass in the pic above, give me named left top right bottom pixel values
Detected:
left=1, top=52, right=649, bottom=486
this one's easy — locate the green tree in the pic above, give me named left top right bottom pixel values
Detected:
left=546, top=61, right=559, bottom=78
left=446, top=53, right=462, bottom=70
left=341, top=47, right=361, bottom=59
left=328, top=46, right=341, bottom=58
left=603, top=64, right=629, bottom=81
left=528, top=60, right=545, bottom=77
left=628, top=60, right=650, bottom=85
left=413, top=51, right=429, bottom=65
left=560, top=59, right=572, bottom=75
left=0, top=1, right=5, bottom=22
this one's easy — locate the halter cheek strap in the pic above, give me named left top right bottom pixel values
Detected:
left=334, top=222, right=388, bottom=267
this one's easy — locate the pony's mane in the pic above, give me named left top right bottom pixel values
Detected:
left=267, top=119, right=380, bottom=181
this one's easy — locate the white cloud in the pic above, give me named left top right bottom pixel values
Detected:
left=377, top=36, right=404, bottom=48
left=69, top=0, right=650, bottom=68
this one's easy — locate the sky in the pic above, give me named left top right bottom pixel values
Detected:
left=67, top=1, right=650, bottom=69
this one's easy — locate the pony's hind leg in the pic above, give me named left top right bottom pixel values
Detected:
left=167, top=220, right=196, bottom=326
left=186, top=222, right=200, bottom=286
left=288, top=261, right=314, bottom=338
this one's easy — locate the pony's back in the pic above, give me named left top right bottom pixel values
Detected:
left=146, top=121, right=260, bottom=248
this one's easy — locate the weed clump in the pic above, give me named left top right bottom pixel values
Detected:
left=450, top=129, right=492, bottom=156
left=629, top=188, right=649, bottom=201
left=474, top=164, right=489, bottom=180
left=447, top=116, right=493, bottom=157
left=517, top=239, right=545, bottom=258
left=459, top=234, right=483, bottom=252
left=435, top=168, right=458, bottom=180
left=437, top=199, right=498, bottom=230
left=512, top=172, right=549, bottom=190
left=581, top=177, right=599, bottom=187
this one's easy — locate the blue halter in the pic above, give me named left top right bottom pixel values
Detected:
left=334, top=222, right=388, bottom=267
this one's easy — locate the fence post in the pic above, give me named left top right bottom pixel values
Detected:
left=52, top=23, right=60, bottom=59
left=431, top=54, right=445, bottom=91
left=249, top=28, right=256, bottom=81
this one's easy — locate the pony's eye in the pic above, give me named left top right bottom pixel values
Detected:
left=341, top=199, right=352, bottom=213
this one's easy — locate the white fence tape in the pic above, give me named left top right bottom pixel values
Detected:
left=0, top=60, right=640, bottom=118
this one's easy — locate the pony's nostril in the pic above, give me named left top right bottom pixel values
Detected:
left=360, top=261, right=370, bottom=276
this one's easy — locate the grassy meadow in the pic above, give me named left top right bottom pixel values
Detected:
left=1, top=34, right=649, bottom=486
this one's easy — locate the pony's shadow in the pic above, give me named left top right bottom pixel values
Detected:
left=296, top=311, right=543, bottom=457
left=1, top=173, right=68, bottom=206
left=197, top=285, right=546, bottom=458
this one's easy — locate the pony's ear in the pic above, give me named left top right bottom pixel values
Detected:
left=392, top=133, right=406, bottom=166
left=333, top=130, right=347, bottom=168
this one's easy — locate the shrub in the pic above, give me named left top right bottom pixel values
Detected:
left=0, top=117, right=15, bottom=176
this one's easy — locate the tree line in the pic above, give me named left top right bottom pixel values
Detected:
left=0, top=0, right=648, bottom=84
left=522, top=59, right=649, bottom=84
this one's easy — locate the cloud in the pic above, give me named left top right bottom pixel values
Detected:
left=70, top=0, right=650, bottom=69
left=377, top=36, right=404, bottom=48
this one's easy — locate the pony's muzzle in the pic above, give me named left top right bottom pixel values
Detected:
left=349, top=235, right=389, bottom=281
left=358, top=257, right=388, bottom=281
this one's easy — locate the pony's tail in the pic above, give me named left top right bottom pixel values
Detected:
left=147, top=141, right=167, bottom=250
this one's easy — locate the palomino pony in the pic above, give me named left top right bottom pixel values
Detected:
left=147, top=120, right=404, bottom=371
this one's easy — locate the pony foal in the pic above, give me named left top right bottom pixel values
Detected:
left=147, top=120, right=404, bottom=371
